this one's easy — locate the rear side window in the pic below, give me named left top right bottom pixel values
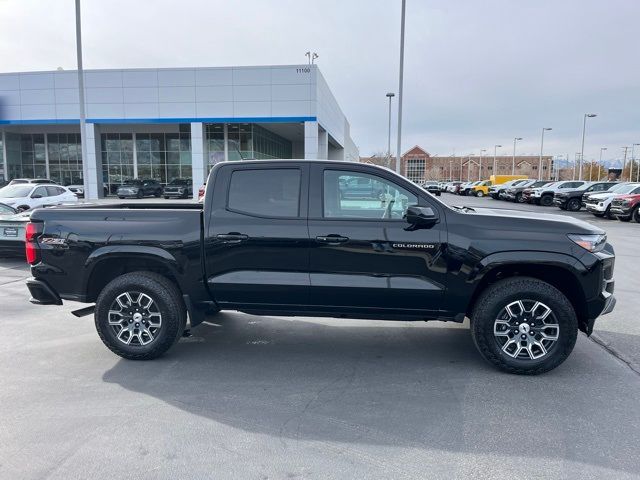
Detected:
left=227, top=168, right=301, bottom=218
left=46, top=186, right=63, bottom=196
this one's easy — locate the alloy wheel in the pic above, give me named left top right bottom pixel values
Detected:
left=108, top=292, right=162, bottom=346
left=493, top=300, right=559, bottom=360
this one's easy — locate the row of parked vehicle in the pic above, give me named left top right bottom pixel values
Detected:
left=437, top=176, right=640, bottom=223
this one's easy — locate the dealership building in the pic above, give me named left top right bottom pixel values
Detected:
left=0, top=65, right=358, bottom=198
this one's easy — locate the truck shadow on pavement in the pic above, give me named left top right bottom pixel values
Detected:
left=102, top=311, right=639, bottom=475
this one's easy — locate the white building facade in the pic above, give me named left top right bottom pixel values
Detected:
left=0, top=65, right=358, bottom=199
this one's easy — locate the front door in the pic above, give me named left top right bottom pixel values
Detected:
left=307, top=165, right=447, bottom=317
left=204, top=163, right=310, bottom=310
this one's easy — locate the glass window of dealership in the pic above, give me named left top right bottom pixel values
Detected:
left=1, top=123, right=293, bottom=192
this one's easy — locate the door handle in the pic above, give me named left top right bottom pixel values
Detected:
left=316, top=235, right=349, bottom=244
left=216, top=233, right=249, bottom=243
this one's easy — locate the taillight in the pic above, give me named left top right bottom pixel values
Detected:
left=25, top=222, right=43, bottom=264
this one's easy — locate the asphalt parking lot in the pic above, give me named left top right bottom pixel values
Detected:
left=1, top=197, right=640, bottom=479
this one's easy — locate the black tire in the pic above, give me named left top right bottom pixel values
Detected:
left=436, top=191, right=441, bottom=197
left=604, top=205, right=613, bottom=220
left=634, top=206, right=640, bottom=223
left=515, top=192, right=523, bottom=203
left=163, top=196, right=170, bottom=200
left=618, top=215, right=631, bottom=222
left=95, top=272, right=186, bottom=360
left=137, top=190, right=144, bottom=199
left=118, top=196, right=125, bottom=200
left=540, top=194, right=553, bottom=207
left=470, top=277, right=578, bottom=375
left=155, top=189, right=162, bottom=198
left=566, top=198, right=581, bottom=211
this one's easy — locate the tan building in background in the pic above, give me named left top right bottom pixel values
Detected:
left=360, top=146, right=554, bottom=183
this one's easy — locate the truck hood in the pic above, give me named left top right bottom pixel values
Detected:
left=587, top=192, right=618, bottom=200
left=459, top=206, right=604, bottom=234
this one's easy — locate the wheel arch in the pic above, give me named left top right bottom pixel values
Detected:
left=84, top=247, right=183, bottom=303
left=466, top=253, right=589, bottom=333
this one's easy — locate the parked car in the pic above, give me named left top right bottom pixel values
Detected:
left=8, top=178, right=58, bottom=186
left=527, top=181, right=587, bottom=206
left=610, top=193, right=640, bottom=222
left=458, top=181, right=483, bottom=196
left=504, top=180, right=552, bottom=203
left=116, top=179, right=164, bottom=199
left=488, top=179, right=530, bottom=200
left=585, top=183, right=640, bottom=218
left=421, top=180, right=441, bottom=196
left=26, top=160, right=616, bottom=375
left=163, top=178, right=193, bottom=199
left=470, top=180, right=493, bottom=197
left=0, top=184, right=78, bottom=211
left=0, top=203, right=31, bottom=256
left=553, top=182, right=618, bottom=212
left=447, top=181, right=463, bottom=193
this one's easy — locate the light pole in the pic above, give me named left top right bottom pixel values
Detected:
left=512, top=137, right=522, bottom=174
left=385, top=93, right=395, bottom=168
left=75, top=0, right=90, bottom=198
left=631, top=143, right=640, bottom=183
left=599, top=147, right=607, bottom=180
left=394, top=0, right=406, bottom=175
left=579, top=113, right=597, bottom=180
left=621, top=146, right=629, bottom=180
left=573, top=153, right=581, bottom=180
left=449, top=159, right=452, bottom=181
left=478, top=149, right=486, bottom=180
left=539, top=128, right=552, bottom=179
left=493, top=144, right=502, bottom=176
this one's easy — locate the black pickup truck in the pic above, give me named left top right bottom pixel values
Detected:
left=25, top=160, right=616, bottom=374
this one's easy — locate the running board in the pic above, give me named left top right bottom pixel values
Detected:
left=71, top=305, right=95, bottom=318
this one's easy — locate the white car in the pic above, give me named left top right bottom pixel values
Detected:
left=584, top=183, right=640, bottom=218
left=528, top=180, right=586, bottom=206
left=0, top=184, right=78, bottom=211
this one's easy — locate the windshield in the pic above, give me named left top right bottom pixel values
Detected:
left=0, top=203, right=16, bottom=214
left=122, top=180, right=142, bottom=186
left=169, top=179, right=189, bottom=185
left=0, top=185, right=33, bottom=198
left=616, top=184, right=640, bottom=194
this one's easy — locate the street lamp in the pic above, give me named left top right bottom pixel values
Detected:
left=539, top=128, right=552, bottom=179
left=599, top=147, right=607, bottom=181
left=478, top=149, right=486, bottom=180
left=631, top=143, right=640, bottom=183
left=385, top=93, right=395, bottom=168
left=512, top=137, right=522, bottom=174
left=579, top=113, right=597, bottom=180
left=493, top=144, right=502, bottom=176
left=394, top=0, right=406, bottom=175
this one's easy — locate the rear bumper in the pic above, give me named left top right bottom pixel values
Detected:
left=26, top=278, right=63, bottom=305
left=0, top=240, right=25, bottom=257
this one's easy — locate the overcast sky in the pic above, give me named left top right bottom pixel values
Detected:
left=2, top=0, right=639, bottom=164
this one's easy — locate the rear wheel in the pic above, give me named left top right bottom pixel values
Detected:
left=476, top=190, right=484, bottom=197
left=137, top=190, right=144, bottom=199
left=634, top=206, right=640, bottom=223
left=471, top=277, right=577, bottom=375
left=566, top=198, right=581, bottom=211
left=540, top=194, right=553, bottom=207
left=618, top=215, right=631, bottom=222
left=95, top=272, right=186, bottom=360
left=515, top=192, right=524, bottom=203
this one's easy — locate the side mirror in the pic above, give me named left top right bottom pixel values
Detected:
left=405, top=205, right=438, bottom=228
left=31, top=194, right=43, bottom=199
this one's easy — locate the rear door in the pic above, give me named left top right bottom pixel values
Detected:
left=204, top=163, right=310, bottom=309
left=307, top=164, right=446, bottom=316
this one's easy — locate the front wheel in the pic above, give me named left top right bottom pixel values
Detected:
left=634, top=206, right=640, bottom=223
left=470, top=277, right=577, bottom=375
left=95, top=272, right=186, bottom=360
left=566, top=198, right=581, bottom=211
left=515, top=192, right=524, bottom=203
left=540, top=194, right=553, bottom=207
left=476, top=190, right=484, bottom=198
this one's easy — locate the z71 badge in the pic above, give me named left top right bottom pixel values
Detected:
left=392, top=243, right=436, bottom=249
left=40, top=238, right=68, bottom=246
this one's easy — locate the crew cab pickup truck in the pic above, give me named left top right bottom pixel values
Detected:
left=610, top=193, right=640, bottom=222
left=25, top=160, right=616, bottom=375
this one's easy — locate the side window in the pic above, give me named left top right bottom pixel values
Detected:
left=632, top=187, right=640, bottom=194
left=323, top=170, right=418, bottom=220
left=591, top=183, right=609, bottom=192
left=32, top=186, right=47, bottom=197
left=227, top=168, right=301, bottom=218
left=46, top=186, right=61, bottom=196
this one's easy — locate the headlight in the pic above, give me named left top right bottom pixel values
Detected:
left=568, top=234, right=606, bottom=253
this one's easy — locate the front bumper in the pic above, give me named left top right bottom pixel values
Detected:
left=610, top=205, right=633, bottom=217
left=585, top=203, right=606, bottom=213
left=26, top=278, right=63, bottom=305
left=583, top=254, right=616, bottom=335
